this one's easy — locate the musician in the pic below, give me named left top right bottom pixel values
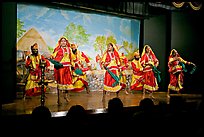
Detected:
left=24, top=43, right=50, bottom=99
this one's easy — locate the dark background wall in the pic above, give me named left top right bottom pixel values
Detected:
left=143, top=14, right=168, bottom=91
left=171, top=11, right=203, bottom=94
left=143, top=8, right=204, bottom=93
left=1, top=2, right=17, bottom=104
left=1, top=2, right=203, bottom=104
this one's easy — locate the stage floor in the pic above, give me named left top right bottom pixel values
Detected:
left=2, top=83, right=202, bottom=117
left=2, top=84, right=203, bottom=117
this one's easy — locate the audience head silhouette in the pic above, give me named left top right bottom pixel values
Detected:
left=139, top=98, right=154, bottom=112
left=32, top=105, right=51, bottom=120
left=108, top=97, right=124, bottom=114
left=66, top=105, right=87, bottom=121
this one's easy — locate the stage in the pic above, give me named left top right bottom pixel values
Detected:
left=2, top=82, right=203, bottom=117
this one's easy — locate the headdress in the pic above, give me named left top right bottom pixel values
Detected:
left=134, top=49, right=140, bottom=57
left=54, top=36, right=70, bottom=53
left=107, top=42, right=121, bottom=65
left=141, top=44, right=157, bottom=60
left=71, top=43, right=78, bottom=49
left=31, top=43, right=38, bottom=49
left=169, top=49, right=180, bottom=61
left=170, top=49, right=180, bottom=56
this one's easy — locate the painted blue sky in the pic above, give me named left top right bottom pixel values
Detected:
left=17, top=3, right=140, bottom=61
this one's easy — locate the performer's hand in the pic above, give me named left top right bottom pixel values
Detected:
left=187, top=62, right=191, bottom=65
left=146, top=62, right=153, bottom=66
left=79, top=65, right=83, bottom=70
left=48, top=54, right=53, bottom=59
left=26, top=57, right=31, bottom=64
left=155, top=62, right=159, bottom=67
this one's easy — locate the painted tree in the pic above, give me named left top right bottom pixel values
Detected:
left=93, top=35, right=106, bottom=56
left=106, top=35, right=117, bottom=47
left=63, top=22, right=90, bottom=46
left=121, top=40, right=138, bottom=60
left=17, top=18, right=26, bottom=39
left=93, top=35, right=117, bottom=56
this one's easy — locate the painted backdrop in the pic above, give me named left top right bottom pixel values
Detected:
left=16, top=3, right=140, bottom=91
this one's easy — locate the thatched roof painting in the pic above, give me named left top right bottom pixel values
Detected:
left=16, top=27, right=49, bottom=53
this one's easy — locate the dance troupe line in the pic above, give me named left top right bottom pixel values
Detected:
left=23, top=36, right=196, bottom=105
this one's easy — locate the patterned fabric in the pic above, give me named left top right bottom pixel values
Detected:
left=140, top=45, right=159, bottom=92
left=52, top=36, right=74, bottom=90
left=101, top=43, right=122, bottom=92
left=168, top=49, right=188, bottom=92
left=119, top=53, right=129, bottom=90
left=130, top=58, right=144, bottom=91
left=25, top=54, right=50, bottom=96
left=71, top=46, right=91, bottom=92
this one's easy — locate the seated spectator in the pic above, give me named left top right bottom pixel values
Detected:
left=131, top=98, right=158, bottom=136
left=31, top=105, right=52, bottom=134
left=132, top=98, right=156, bottom=121
left=106, top=97, right=127, bottom=132
left=32, top=105, right=52, bottom=120
left=66, top=105, right=88, bottom=123
left=107, top=97, right=124, bottom=116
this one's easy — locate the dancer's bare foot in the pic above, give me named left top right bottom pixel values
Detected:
left=102, top=90, right=106, bottom=101
left=149, top=93, right=155, bottom=99
left=86, top=89, right=90, bottom=94
left=116, top=91, right=119, bottom=97
left=64, top=94, right=70, bottom=102
left=23, top=95, right=26, bottom=101
left=167, top=94, right=170, bottom=98
left=143, top=89, right=146, bottom=99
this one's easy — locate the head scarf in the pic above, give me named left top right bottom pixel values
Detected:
left=109, top=43, right=120, bottom=58
left=52, top=36, right=72, bottom=62
left=54, top=36, right=70, bottom=53
left=141, top=44, right=157, bottom=59
left=108, top=43, right=121, bottom=65
left=169, top=49, right=180, bottom=60
left=141, top=44, right=159, bottom=64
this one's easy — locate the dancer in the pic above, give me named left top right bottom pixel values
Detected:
left=70, top=43, right=91, bottom=93
left=119, top=52, right=129, bottom=94
left=51, top=36, right=74, bottom=105
left=24, top=43, right=50, bottom=99
left=167, top=49, right=195, bottom=97
left=101, top=43, right=122, bottom=101
left=141, top=45, right=160, bottom=98
left=130, top=50, right=144, bottom=91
